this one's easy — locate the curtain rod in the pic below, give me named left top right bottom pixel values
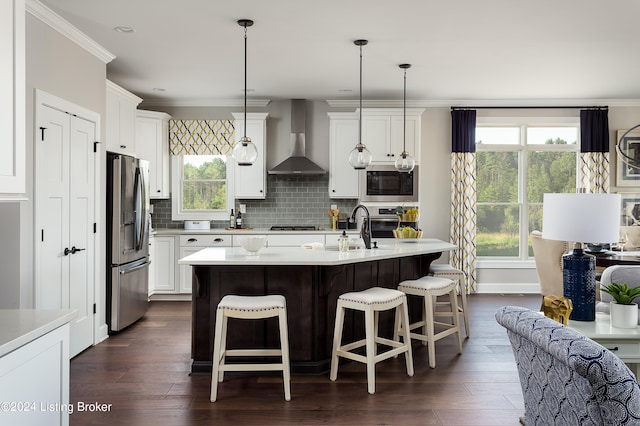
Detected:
left=451, top=105, right=608, bottom=110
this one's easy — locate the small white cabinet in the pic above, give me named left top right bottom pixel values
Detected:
left=361, top=108, right=423, bottom=164
left=150, top=235, right=176, bottom=294
left=0, top=319, right=71, bottom=426
left=106, top=80, right=142, bottom=156
left=0, top=0, right=25, bottom=199
left=328, top=113, right=360, bottom=199
left=232, top=112, right=269, bottom=199
left=136, top=110, right=171, bottom=199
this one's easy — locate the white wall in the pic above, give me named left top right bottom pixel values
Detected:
left=6, top=13, right=107, bottom=311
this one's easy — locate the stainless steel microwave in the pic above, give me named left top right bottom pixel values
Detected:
left=359, top=165, right=419, bottom=203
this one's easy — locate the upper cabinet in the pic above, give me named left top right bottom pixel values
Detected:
left=328, top=112, right=360, bottom=199
left=136, top=110, right=171, bottom=199
left=0, top=0, right=25, bottom=200
left=232, top=112, right=269, bottom=199
left=361, top=108, right=424, bottom=164
left=106, top=80, right=142, bottom=156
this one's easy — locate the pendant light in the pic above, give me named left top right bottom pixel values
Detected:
left=395, top=64, right=415, bottom=173
left=232, top=19, right=258, bottom=166
left=348, top=39, right=373, bottom=170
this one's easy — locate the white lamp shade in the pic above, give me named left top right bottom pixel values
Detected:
left=542, top=193, right=621, bottom=244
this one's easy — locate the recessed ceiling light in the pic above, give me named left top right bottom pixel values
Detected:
left=152, top=87, right=166, bottom=92
left=339, top=89, right=353, bottom=93
left=113, top=26, right=135, bottom=34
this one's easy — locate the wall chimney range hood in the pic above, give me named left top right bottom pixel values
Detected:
left=268, top=99, right=326, bottom=175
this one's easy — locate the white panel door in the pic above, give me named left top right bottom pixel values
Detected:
left=37, top=103, right=96, bottom=358
left=68, top=116, right=95, bottom=357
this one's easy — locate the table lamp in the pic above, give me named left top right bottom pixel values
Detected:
left=542, top=193, right=621, bottom=321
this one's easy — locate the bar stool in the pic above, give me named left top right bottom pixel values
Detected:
left=330, top=287, right=414, bottom=394
left=429, top=264, right=470, bottom=337
left=210, top=294, right=291, bottom=402
left=396, top=276, right=463, bottom=368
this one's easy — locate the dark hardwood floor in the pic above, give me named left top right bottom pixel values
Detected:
left=69, top=293, right=540, bottom=425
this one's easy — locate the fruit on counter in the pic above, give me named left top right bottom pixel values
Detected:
left=397, top=225, right=419, bottom=238
left=396, top=206, right=419, bottom=215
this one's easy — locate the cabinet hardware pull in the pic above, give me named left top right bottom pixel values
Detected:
left=188, top=238, right=197, bottom=242
left=214, top=238, right=223, bottom=243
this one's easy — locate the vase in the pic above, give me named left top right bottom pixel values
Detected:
left=610, top=302, right=639, bottom=328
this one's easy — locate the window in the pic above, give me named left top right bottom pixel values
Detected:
left=476, top=117, right=579, bottom=260
left=171, top=155, right=234, bottom=221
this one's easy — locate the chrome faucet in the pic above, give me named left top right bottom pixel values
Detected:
left=350, top=204, right=372, bottom=249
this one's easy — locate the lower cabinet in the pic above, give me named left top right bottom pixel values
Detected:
left=0, top=324, right=70, bottom=426
left=178, top=234, right=231, bottom=296
left=150, top=235, right=177, bottom=295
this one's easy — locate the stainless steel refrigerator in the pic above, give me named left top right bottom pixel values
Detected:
left=106, top=152, right=150, bottom=333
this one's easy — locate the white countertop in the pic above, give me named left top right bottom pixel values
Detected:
left=0, top=309, right=78, bottom=357
left=568, top=312, right=640, bottom=339
left=178, top=238, right=456, bottom=266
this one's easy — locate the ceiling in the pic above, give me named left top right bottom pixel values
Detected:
left=40, top=0, right=640, bottom=106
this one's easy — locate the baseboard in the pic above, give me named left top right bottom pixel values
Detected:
left=475, top=283, right=541, bottom=294
left=95, top=324, right=109, bottom=344
left=149, top=294, right=191, bottom=301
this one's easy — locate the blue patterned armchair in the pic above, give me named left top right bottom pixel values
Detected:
left=495, top=306, right=640, bottom=426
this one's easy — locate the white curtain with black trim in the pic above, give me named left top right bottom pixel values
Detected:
left=450, top=109, right=477, bottom=293
left=579, top=109, right=610, bottom=193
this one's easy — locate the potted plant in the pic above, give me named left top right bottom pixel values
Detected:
left=600, top=282, right=640, bottom=328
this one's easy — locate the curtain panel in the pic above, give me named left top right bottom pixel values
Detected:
left=450, top=110, right=477, bottom=293
left=169, top=119, right=235, bottom=155
left=579, top=109, right=610, bottom=193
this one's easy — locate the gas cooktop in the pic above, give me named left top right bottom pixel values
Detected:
left=269, top=225, right=317, bottom=231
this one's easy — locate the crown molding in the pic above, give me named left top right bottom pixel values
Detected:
left=26, top=0, right=115, bottom=64
left=327, top=98, right=640, bottom=108
left=140, top=98, right=271, bottom=108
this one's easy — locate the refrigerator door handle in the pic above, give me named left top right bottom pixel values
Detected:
left=119, top=260, right=151, bottom=274
left=133, top=166, right=145, bottom=252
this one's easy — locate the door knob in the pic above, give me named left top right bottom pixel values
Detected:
left=64, top=247, right=70, bottom=256
left=70, top=246, right=86, bottom=254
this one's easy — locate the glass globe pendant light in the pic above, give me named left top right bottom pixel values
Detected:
left=232, top=19, right=258, bottom=166
left=395, top=64, right=415, bottom=173
left=348, top=39, right=373, bottom=170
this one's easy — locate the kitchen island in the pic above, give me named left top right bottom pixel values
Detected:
left=180, top=238, right=456, bottom=374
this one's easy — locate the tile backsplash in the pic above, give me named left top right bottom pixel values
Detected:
left=151, top=174, right=358, bottom=230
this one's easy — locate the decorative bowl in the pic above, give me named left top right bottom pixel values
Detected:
left=237, top=236, right=267, bottom=254
left=392, top=229, right=423, bottom=240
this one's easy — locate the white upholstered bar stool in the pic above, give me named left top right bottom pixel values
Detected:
left=396, top=276, right=463, bottom=368
left=329, top=287, right=414, bottom=394
left=429, top=264, right=470, bottom=337
left=210, top=295, right=291, bottom=402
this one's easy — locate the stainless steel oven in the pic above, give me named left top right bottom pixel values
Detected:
left=360, top=165, right=418, bottom=203
left=368, top=206, right=401, bottom=238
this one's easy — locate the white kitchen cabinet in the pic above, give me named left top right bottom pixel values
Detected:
left=328, top=113, right=360, bottom=198
left=178, top=234, right=231, bottom=294
left=0, top=0, right=25, bottom=199
left=136, top=110, right=171, bottom=199
left=232, top=112, right=269, bottom=199
left=106, top=80, right=142, bottom=156
left=0, top=322, right=71, bottom=426
left=361, top=109, right=423, bottom=164
left=150, top=235, right=176, bottom=294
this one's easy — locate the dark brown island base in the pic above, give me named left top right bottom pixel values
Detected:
left=179, top=239, right=456, bottom=375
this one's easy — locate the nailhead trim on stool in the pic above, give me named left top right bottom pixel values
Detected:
left=330, top=287, right=414, bottom=394
left=429, top=264, right=470, bottom=337
left=396, top=276, right=463, bottom=368
left=210, top=294, right=291, bottom=402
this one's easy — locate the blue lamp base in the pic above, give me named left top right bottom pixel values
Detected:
left=562, top=248, right=596, bottom=321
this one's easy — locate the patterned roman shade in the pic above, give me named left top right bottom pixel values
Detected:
left=169, top=119, right=235, bottom=155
